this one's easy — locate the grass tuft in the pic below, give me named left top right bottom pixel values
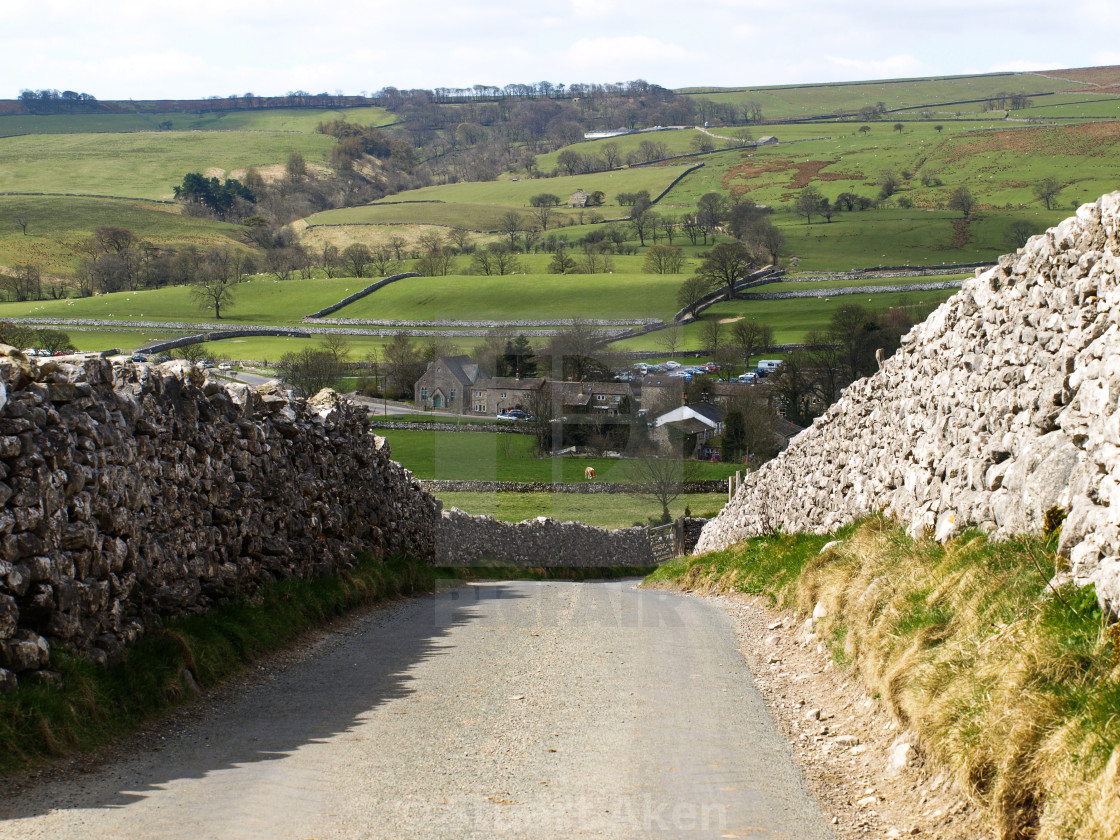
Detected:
left=648, top=518, right=1119, bottom=840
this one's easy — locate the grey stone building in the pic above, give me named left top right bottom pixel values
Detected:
left=415, top=356, right=489, bottom=414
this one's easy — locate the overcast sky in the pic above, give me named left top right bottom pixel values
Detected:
left=4, top=0, right=1120, bottom=100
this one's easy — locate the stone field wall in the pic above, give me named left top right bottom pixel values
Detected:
left=697, top=193, right=1120, bottom=613
left=0, top=351, right=439, bottom=691
left=435, top=507, right=655, bottom=568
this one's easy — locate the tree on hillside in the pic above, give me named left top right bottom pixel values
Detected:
left=1007, top=220, right=1036, bottom=250
left=948, top=186, right=975, bottom=219
left=497, top=211, right=524, bottom=249
left=697, top=241, right=755, bottom=301
left=14, top=215, right=28, bottom=235
left=1033, top=177, right=1063, bottom=211
left=342, top=243, right=373, bottom=277
left=877, top=169, right=901, bottom=200
left=676, top=275, right=711, bottom=318
left=858, top=125, right=871, bottom=135
left=642, top=244, right=684, bottom=274
left=893, top=123, right=904, bottom=134
left=190, top=274, right=236, bottom=319
left=795, top=186, right=824, bottom=224
left=471, top=242, right=522, bottom=276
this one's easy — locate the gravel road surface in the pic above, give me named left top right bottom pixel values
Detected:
left=0, top=581, right=835, bottom=839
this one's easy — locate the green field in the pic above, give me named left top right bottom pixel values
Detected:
left=146, top=106, right=395, bottom=133
left=334, top=270, right=684, bottom=320
left=0, top=195, right=248, bottom=274
left=0, top=131, right=335, bottom=199
left=307, top=164, right=695, bottom=229
left=680, top=72, right=1086, bottom=121
left=380, top=428, right=738, bottom=483
left=0, top=106, right=394, bottom=137
left=436, top=490, right=728, bottom=529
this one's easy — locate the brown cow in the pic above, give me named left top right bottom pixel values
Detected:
left=584, top=466, right=596, bottom=481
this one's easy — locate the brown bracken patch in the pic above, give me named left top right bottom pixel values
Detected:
left=724, top=159, right=864, bottom=191
left=945, top=122, right=1120, bottom=160
left=1039, top=65, right=1120, bottom=88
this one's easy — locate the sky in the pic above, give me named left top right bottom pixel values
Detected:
left=3, top=0, right=1120, bottom=100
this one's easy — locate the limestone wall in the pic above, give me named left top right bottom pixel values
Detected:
left=696, top=193, right=1120, bottom=611
left=0, top=350, right=438, bottom=690
left=435, top=507, right=655, bottom=567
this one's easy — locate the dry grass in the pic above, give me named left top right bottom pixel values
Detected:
left=652, top=518, right=1120, bottom=839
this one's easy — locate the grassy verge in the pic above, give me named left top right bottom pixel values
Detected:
left=0, top=553, right=436, bottom=776
left=648, top=518, right=1119, bottom=840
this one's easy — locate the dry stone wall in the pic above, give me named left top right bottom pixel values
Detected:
left=697, top=193, right=1120, bottom=613
left=435, top=507, right=655, bottom=567
left=0, top=350, right=438, bottom=691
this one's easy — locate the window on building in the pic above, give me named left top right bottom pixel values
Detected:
left=421, top=388, right=428, bottom=399
left=450, top=389, right=456, bottom=401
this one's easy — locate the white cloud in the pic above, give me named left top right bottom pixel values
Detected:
left=824, top=54, right=930, bottom=80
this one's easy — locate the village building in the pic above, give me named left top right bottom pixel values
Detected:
left=487, top=376, right=546, bottom=415
left=414, top=356, right=488, bottom=415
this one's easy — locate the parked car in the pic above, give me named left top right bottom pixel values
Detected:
left=507, top=409, right=529, bottom=420
left=131, top=354, right=147, bottom=362
left=663, top=361, right=682, bottom=369
left=217, top=363, right=232, bottom=370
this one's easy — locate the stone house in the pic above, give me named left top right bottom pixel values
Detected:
left=415, top=356, right=488, bottom=414
left=487, top=376, right=546, bottom=415
left=567, top=189, right=590, bottom=208
left=553, top=380, right=633, bottom=415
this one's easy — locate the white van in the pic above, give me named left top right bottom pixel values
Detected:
left=757, top=359, right=783, bottom=372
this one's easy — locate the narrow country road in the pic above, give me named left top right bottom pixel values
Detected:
left=0, top=581, right=835, bottom=839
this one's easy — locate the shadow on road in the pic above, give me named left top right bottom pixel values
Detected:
left=0, top=582, right=528, bottom=821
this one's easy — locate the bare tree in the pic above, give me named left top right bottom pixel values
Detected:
left=656, top=325, right=682, bottom=356
left=497, top=211, right=524, bottom=249
left=948, top=186, right=975, bottom=219
left=795, top=186, right=824, bottom=224
left=1033, top=177, right=1063, bottom=211
left=280, top=346, right=345, bottom=397
left=642, top=244, right=684, bottom=274
left=190, top=274, right=236, bottom=319
left=14, top=215, right=28, bottom=235
left=730, top=318, right=774, bottom=370
left=676, top=275, right=711, bottom=318
left=342, top=243, right=373, bottom=278
left=626, top=456, right=698, bottom=523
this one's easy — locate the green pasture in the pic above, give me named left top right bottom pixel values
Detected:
left=0, top=274, right=360, bottom=324
left=333, top=270, right=683, bottom=321
left=1007, top=95, right=1120, bottom=120
left=379, top=428, right=738, bottom=483
left=679, top=72, right=1084, bottom=121
left=533, top=128, right=715, bottom=170
left=608, top=285, right=959, bottom=352
left=307, top=164, right=694, bottom=228
left=435, top=490, right=727, bottom=529
left=0, top=195, right=247, bottom=274
left=146, top=106, right=395, bottom=132
left=0, top=131, right=335, bottom=199
left=0, top=106, right=394, bottom=137
left=774, top=208, right=1064, bottom=272
left=657, top=120, right=1107, bottom=211
left=0, top=113, right=156, bottom=136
